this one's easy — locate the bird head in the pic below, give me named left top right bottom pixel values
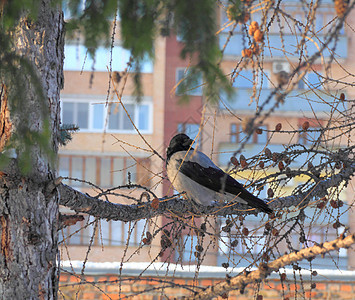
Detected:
left=166, top=133, right=194, bottom=161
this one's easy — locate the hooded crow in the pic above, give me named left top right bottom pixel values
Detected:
left=166, top=133, right=272, bottom=214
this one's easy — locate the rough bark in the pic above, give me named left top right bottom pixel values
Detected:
left=0, top=85, right=11, bottom=151
left=0, top=1, right=64, bottom=299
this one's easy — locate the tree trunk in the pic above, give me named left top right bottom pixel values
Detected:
left=0, top=1, right=64, bottom=299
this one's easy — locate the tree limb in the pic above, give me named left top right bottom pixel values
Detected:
left=58, top=163, right=355, bottom=221
left=185, top=233, right=355, bottom=300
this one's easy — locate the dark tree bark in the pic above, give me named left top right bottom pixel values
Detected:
left=0, top=1, right=64, bottom=299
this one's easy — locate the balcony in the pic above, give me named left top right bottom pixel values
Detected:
left=219, top=88, right=343, bottom=115
left=219, top=33, right=348, bottom=59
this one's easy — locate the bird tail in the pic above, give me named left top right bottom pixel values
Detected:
left=247, top=194, right=273, bottom=214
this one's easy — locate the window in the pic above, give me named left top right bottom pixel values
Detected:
left=177, top=123, right=200, bottom=143
left=176, top=68, right=203, bottom=96
left=233, top=70, right=269, bottom=89
left=61, top=98, right=152, bottom=133
left=59, top=216, right=147, bottom=247
left=62, top=102, right=89, bottom=129
left=229, top=124, right=268, bottom=144
left=298, top=72, right=323, bottom=90
left=64, top=44, right=153, bottom=73
left=307, top=72, right=323, bottom=89
left=108, top=103, right=148, bottom=131
left=255, top=125, right=268, bottom=144
left=230, top=123, right=238, bottom=143
left=175, top=234, right=199, bottom=262
left=233, top=70, right=253, bottom=89
left=58, top=155, right=151, bottom=187
left=298, top=127, right=322, bottom=145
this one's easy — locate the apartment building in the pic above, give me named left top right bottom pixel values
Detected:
left=59, top=1, right=355, bottom=269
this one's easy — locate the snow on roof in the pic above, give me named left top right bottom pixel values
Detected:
left=61, top=261, right=355, bottom=281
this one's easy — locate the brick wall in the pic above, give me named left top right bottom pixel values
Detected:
left=59, top=273, right=355, bottom=299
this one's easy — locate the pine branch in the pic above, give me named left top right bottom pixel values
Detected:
left=184, top=233, right=355, bottom=300
left=57, top=163, right=355, bottom=220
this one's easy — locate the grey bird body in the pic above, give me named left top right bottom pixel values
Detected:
left=166, top=133, right=272, bottom=214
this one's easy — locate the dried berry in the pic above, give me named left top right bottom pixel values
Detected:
left=265, top=222, right=271, bottom=231
left=340, top=93, right=345, bottom=101
left=286, top=167, right=292, bottom=178
left=254, top=29, right=263, bottom=42
left=335, top=0, right=348, bottom=17
left=335, top=161, right=342, bottom=169
left=272, top=152, right=279, bottom=162
left=333, top=221, right=341, bottom=229
left=278, top=161, right=285, bottom=171
left=267, top=188, right=274, bottom=198
left=231, top=240, right=239, bottom=247
left=248, top=26, right=255, bottom=36
left=259, top=161, right=265, bottom=169
left=222, top=262, right=229, bottom=269
left=311, top=282, right=317, bottom=289
left=302, top=121, right=310, bottom=131
left=251, top=42, right=260, bottom=55
left=151, top=198, right=160, bottom=210
left=338, top=200, right=344, bottom=207
left=240, top=159, right=248, bottom=168
left=160, top=235, right=172, bottom=249
left=312, top=271, right=318, bottom=276
left=265, top=148, right=272, bottom=158
left=242, top=227, right=249, bottom=236
left=280, top=273, right=287, bottom=281
left=251, top=21, right=259, bottom=28
left=240, top=155, right=248, bottom=168
left=242, top=48, right=253, bottom=58
left=195, top=245, right=203, bottom=252
left=256, top=295, right=263, bottom=300
left=142, top=238, right=150, bottom=245
left=317, top=201, right=325, bottom=209
left=222, top=226, right=231, bottom=233
left=330, top=199, right=338, bottom=208
left=293, top=264, right=300, bottom=271
left=231, top=156, right=239, bottom=166
left=272, top=228, right=279, bottom=236
left=113, top=71, right=121, bottom=84
left=256, top=128, right=263, bottom=135
left=221, top=293, right=229, bottom=299
left=275, top=123, right=282, bottom=132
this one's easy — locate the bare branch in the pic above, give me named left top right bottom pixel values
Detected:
left=186, top=234, right=355, bottom=300
left=58, top=214, right=84, bottom=230
left=58, top=163, right=355, bottom=220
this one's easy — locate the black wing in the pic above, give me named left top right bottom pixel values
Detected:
left=178, top=160, right=272, bottom=214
